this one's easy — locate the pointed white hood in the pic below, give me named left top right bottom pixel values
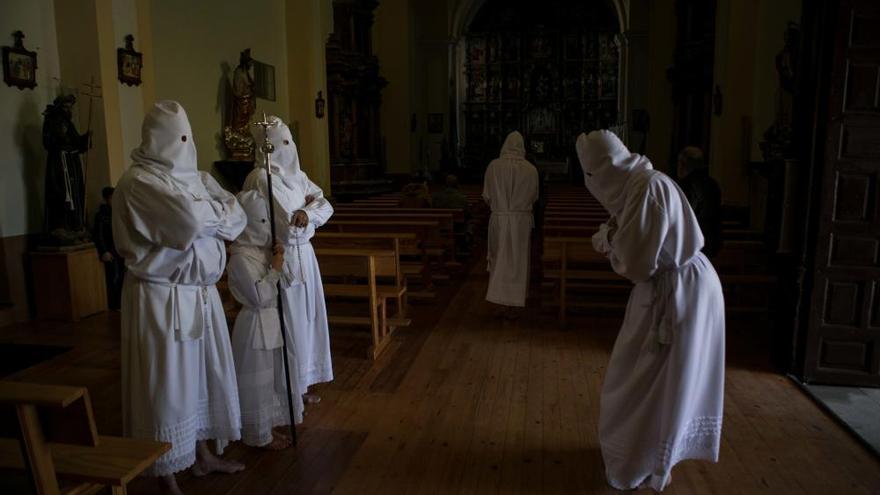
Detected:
left=500, top=131, right=526, bottom=159
left=131, top=100, right=207, bottom=197
left=251, top=115, right=302, bottom=185
left=576, top=130, right=653, bottom=215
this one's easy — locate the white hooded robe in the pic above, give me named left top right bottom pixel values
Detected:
left=228, top=190, right=305, bottom=447
left=577, top=131, right=725, bottom=491
left=114, top=101, right=247, bottom=476
left=245, top=116, right=334, bottom=392
left=483, top=131, right=539, bottom=307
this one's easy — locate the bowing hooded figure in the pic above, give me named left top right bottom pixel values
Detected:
left=228, top=191, right=304, bottom=450
left=245, top=116, right=334, bottom=400
left=114, top=101, right=247, bottom=492
left=483, top=131, right=539, bottom=312
left=576, top=130, right=725, bottom=492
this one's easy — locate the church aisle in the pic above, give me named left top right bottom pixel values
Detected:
left=2, top=260, right=879, bottom=494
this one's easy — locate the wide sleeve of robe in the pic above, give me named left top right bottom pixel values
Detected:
left=227, top=256, right=294, bottom=310
left=200, top=172, right=247, bottom=241
left=606, top=177, right=670, bottom=283
left=121, top=172, right=225, bottom=251
left=300, top=178, right=334, bottom=227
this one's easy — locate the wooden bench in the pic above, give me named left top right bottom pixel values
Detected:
left=542, top=237, right=627, bottom=324
left=315, top=247, right=410, bottom=359
left=331, top=212, right=458, bottom=264
left=323, top=220, right=442, bottom=292
left=313, top=232, right=414, bottom=316
left=0, top=381, right=169, bottom=495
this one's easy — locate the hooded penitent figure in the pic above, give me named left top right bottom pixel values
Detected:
left=483, top=131, right=539, bottom=307
left=113, top=101, right=247, bottom=476
left=228, top=190, right=304, bottom=447
left=244, top=116, right=334, bottom=394
left=576, top=130, right=725, bottom=491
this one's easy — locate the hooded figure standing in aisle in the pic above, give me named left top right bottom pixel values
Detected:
left=577, top=130, right=726, bottom=492
left=244, top=116, right=334, bottom=402
left=483, top=131, right=539, bottom=315
left=114, top=101, right=247, bottom=494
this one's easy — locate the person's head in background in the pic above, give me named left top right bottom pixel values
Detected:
left=445, top=174, right=459, bottom=189
left=677, top=146, right=706, bottom=180
left=102, top=186, right=115, bottom=205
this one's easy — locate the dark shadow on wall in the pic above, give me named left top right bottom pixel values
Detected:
left=215, top=61, right=232, bottom=159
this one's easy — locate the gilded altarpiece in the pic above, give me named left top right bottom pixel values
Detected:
left=461, top=0, right=622, bottom=173
left=326, top=0, right=387, bottom=195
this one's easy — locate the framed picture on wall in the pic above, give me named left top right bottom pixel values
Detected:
left=253, top=60, right=276, bottom=101
left=3, top=31, right=37, bottom=90
left=428, top=113, right=443, bottom=134
left=117, top=35, right=143, bottom=86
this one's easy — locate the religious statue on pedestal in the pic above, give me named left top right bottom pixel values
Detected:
left=761, top=22, right=800, bottom=161
left=41, top=94, right=91, bottom=246
left=224, top=48, right=256, bottom=161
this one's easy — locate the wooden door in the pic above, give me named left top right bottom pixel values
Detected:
left=804, top=0, right=880, bottom=386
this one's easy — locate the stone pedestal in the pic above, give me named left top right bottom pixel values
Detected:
left=31, top=245, right=107, bottom=321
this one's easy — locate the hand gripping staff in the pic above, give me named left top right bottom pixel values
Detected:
left=252, top=114, right=298, bottom=446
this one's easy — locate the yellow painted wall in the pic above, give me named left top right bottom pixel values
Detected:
left=413, top=0, right=450, bottom=174
left=643, top=0, right=676, bottom=169
left=54, top=0, right=114, bottom=228
left=149, top=0, right=290, bottom=170
left=286, top=0, right=332, bottom=193
left=711, top=0, right=801, bottom=207
left=374, top=0, right=414, bottom=174
left=109, top=0, right=146, bottom=178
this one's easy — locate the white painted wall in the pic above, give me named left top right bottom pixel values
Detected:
left=0, top=0, right=61, bottom=237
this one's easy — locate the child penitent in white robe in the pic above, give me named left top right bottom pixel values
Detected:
left=229, top=190, right=305, bottom=448
left=114, top=101, right=247, bottom=478
left=483, top=131, right=539, bottom=308
left=576, top=130, right=725, bottom=492
left=246, top=116, right=334, bottom=395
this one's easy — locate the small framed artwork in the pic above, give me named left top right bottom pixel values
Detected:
left=428, top=113, right=443, bottom=134
left=117, top=34, right=142, bottom=86
left=253, top=60, right=276, bottom=101
left=3, top=31, right=37, bottom=90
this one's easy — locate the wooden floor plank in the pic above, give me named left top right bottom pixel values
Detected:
left=1, top=257, right=878, bottom=495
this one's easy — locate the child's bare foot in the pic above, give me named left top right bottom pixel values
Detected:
left=192, top=441, right=245, bottom=476
left=263, top=432, right=292, bottom=451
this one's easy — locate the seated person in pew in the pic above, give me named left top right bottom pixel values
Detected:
left=576, top=130, right=725, bottom=492
left=483, top=131, right=539, bottom=318
left=676, top=146, right=723, bottom=258
left=399, top=173, right=433, bottom=208
left=113, top=101, right=246, bottom=494
left=248, top=116, right=334, bottom=404
left=228, top=191, right=304, bottom=451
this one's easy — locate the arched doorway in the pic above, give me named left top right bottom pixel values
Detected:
left=454, top=0, right=624, bottom=179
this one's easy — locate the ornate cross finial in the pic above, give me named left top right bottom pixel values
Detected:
left=81, top=76, right=102, bottom=99
left=125, top=34, right=134, bottom=50
left=253, top=112, right=277, bottom=163
left=12, top=30, right=24, bottom=48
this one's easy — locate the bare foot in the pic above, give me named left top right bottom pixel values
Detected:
left=303, top=393, right=321, bottom=404
left=263, top=432, right=292, bottom=451
left=158, top=474, right=185, bottom=495
left=192, top=441, right=245, bottom=476
left=273, top=426, right=293, bottom=442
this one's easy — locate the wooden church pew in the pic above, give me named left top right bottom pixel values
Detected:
left=316, top=247, right=409, bottom=359
left=322, top=220, right=442, bottom=292
left=312, top=232, right=414, bottom=317
left=0, top=381, right=169, bottom=495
